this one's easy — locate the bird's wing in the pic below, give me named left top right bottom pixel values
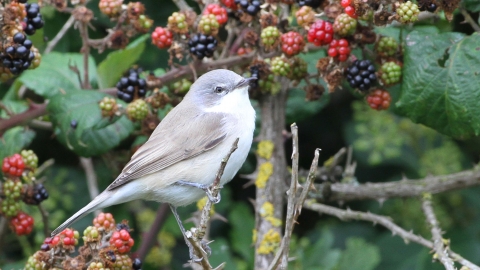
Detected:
left=107, top=110, right=228, bottom=190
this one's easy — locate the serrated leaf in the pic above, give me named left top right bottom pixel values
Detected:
left=396, top=31, right=480, bottom=139
left=47, top=91, right=133, bottom=157
left=337, top=238, right=381, bottom=270
left=97, top=35, right=149, bottom=89
left=0, top=127, right=35, bottom=160
left=228, top=203, right=255, bottom=263
left=18, top=52, right=97, bottom=98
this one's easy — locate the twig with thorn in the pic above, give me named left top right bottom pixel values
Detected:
left=421, top=194, right=455, bottom=270
left=185, top=138, right=239, bottom=270
left=269, top=124, right=321, bottom=270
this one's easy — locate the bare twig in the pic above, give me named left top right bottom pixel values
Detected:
left=44, top=15, right=76, bottom=54
left=0, top=103, right=47, bottom=134
left=172, top=0, right=192, bottom=11
left=35, top=158, right=55, bottom=177
left=313, top=166, right=480, bottom=202
left=304, top=202, right=480, bottom=270
left=269, top=124, right=320, bottom=270
left=421, top=195, right=455, bottom=270
left=137, top=203, right=171, bottom=261
left=185, top=138, right=239, bottom=270
left=460, top=8, right=480, bottom=32
left=78, top=22, right=91, bottom=89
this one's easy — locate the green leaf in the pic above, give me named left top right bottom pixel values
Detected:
left=228, top=203, right=255, bottom=263
left=18, top=52, right=97, bottom=98
left=0, top=127, right=35, bottom=160
left=303, top=228, right=341, bottom=270
left=97, top=35, right=149, bottom=89
left=208, top=238, right=237, bottom=269
left=286, top=88, right=330, bottom=124
left=464, top=0, right=480, bottom=12
left=396, top=31, right=480, bottom=139
left=337, top=238, right=381, bottom=270
left=47, top=91, right=134, bottom=157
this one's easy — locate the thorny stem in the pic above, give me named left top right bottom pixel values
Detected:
left=460, top=8, right=480, bottom=32
left=421, top=195, right=455, bottom=270
left=305, top=201, right=480, bottom=270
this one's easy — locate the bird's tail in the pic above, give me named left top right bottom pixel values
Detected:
left=51, top=191, right=113, bottom=236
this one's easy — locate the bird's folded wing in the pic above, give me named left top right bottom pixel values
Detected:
left=107, top=111, right=227, bottom=190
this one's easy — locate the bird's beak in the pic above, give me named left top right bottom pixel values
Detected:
left=235, top=77, right=257, bottom=89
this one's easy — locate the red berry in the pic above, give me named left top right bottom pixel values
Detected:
left=110, top=229, right=134, bottom=254
left=366, top=89, right=391, bottom=110
left=2, top=153, right=25, bottom=177
left=280, top=31, right=305, bottom=57
left=151, top=27, right=173, bottom=49
left=345, top=6, right=357, bottom=18
left=204, top=4, right=228, bottom=25
left=328, top=39, right=350, bottom=62
left=9, top=211, right=34, bottom=236
left=221, top=0, right=237, bottom=10
left=341, top=0, right=351, bottom=8
left=93, top=212, right=116, bottom=231
left=307, top=20, right=333, bottom=46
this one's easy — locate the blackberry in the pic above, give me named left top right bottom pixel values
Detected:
left=70, top=120, right=78, bottom=129
left=297, top=0, right=322, bottom=8
left=235, top=0, right=261, bottom=16
left=132, top=258, right=142, bottom=270
left=249, top=66, right=260, bottom=88
left=345, top=60, right=377, bottom=92
left=116, top=67, right=147, bottom=103
left=0, top=33, right=34, bottom=75
left=23, top=183, right=49, bottom=205
left=23, top=3, right=44, bottom=35
left=188, top=33, right=218, bottom=60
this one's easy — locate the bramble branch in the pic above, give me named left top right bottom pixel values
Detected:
left=313, top=166, right=480, bottom=202
left=421, top=195, right=455, bottom=270
left=304, top=201, right=480, bottom=270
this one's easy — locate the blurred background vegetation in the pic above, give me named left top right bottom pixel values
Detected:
left=1, top=0, right=480, bottom=269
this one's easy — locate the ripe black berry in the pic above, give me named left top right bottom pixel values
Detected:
left=23, top=3, right=44, bottom=36
left=132, top=258, right=142, bottom=270
left=345, top=60, right=377, bottom=92
left=426, top=3, right=437, bottom=12
left=71, top=120, right=78, bottom=129
left=23, top=183, right=49, bottom=205
left=235, top=0, right=261, bottom=16
left=0, top=33, right=34, bottom=75
left=116, top=67, right=147, bottom=103
left=116, top=223, right=131, bottom=231
left=297, top=0, right=322, bottom=8
left=188, top=33, right=218, bottom=59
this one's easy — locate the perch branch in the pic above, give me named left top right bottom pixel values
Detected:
left=304, top=201, right=480, bottom=270
left=269, top=124, right=320, bottom=270
left=185, top=138, right=239, bottom=270
left=421, top=195, right=455, bottom=270
left=45, top=15, right=76, bottom=54
left=0, top=103, right=47, bottom=134
left=460, top=8, right=480, bottom=32
left=79, top=157, right=99, bottom=202
left=313, top=166, right=480, bottom=202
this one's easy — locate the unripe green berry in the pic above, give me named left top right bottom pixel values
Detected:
left=127, top=99, right=149, bottom=121
left=21, top=150, right=39, bottom=169
left=376, top=36, right=398, bottom=58
left=261, top=26, right=281, bottom=50
left=380, top=61, right=402, bottom=85
left=333, top=13, right=357, bottom=36
left=396, top=1, right=420, bottom=23
left=271, top=57, right=291, bottom=77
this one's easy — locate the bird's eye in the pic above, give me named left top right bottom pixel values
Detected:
left=214, top=86, right=225, bottom=94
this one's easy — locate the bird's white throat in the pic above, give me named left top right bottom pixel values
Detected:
left=204, top=86, right=252, bottom=115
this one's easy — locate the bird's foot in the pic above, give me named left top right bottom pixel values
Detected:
left=175, top=180, right=221, bottom=204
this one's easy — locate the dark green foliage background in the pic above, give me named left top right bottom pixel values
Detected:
left=1, top=0, right=480, bottom=269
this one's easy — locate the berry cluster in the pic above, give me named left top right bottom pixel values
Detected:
left=127, top=99, right=149, bottom=121
left=23, top=3, right=44, bottom=35
left=188, top=33, right=218, bottom=59
left=281, top=31, right=305, bottom=57
left=9, top=212, right=34, bottom=235
left=204, top=4, right=228, bottom=25
left=2, top=153, right=25, bottom=177
left=333, top=13, right=357, bottom=36
left=261, top=26, right=281, bottom=51
left=345, top=60, right=377, bottom=92
left=22, top=183, right=49, bottom=205
left=168, top=12, right=189, bottom=34
left=328, top=39, right=351, bottom=62
left=99, top=0, right=123, bottom=17
left=151, top=27, right=173, bottom=49
left=99, top=96, right=118, bottom=117
left=198, top=14, right=220, bottom=36
left=289, top=57, right=308, bottom=81
left=116, top=67, right=147, bottom=103
left=307, top=20, right=333, bottom=46
left=110, top=229, right=135, bottom=253
left=29, top=213, right=141, bottom=270
left=295, top=6, right=315, bottom=27
left=271, top=57, right=291, bottom=77
left=379, top=61, right=402, bottom=85
left=341, top=0, right=357, bottom=18
left=396, top=1, right=420, bottom=23
left=1, top=150, right=48, bottom=235
left=0, top=33, right=36, bottom=75
left=376, top=36, right=398, bottom=58
left=235, top=0, right=261, bottom=16
left=366, top=89, right=392, bottom=110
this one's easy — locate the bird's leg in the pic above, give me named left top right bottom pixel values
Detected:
left=175, top=180, right=221, bottom=204
left=169, top=204, right=202, bottom=262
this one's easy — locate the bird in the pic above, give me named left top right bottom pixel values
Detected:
left=51, top=69, right=256, bottom=257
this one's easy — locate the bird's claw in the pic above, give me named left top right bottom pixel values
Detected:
left=205, top=188, right=221, bottom=204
